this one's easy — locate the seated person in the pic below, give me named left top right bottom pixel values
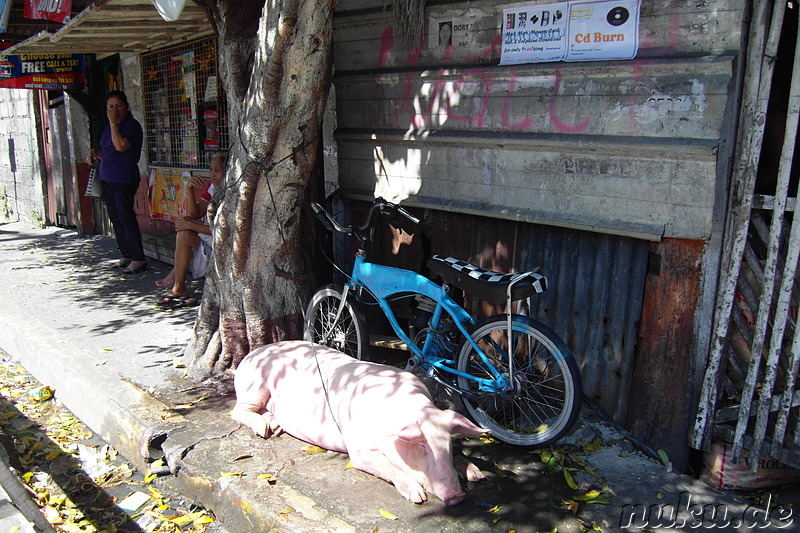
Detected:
left=155, top=152, right=226, bottom=308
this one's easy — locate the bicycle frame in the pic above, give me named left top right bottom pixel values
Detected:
left=342, top=253, right=511, bottom=392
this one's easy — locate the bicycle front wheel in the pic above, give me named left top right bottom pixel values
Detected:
left=456, top=315, right=582, bottom=446
left=303, top=284, right=369, bottom=360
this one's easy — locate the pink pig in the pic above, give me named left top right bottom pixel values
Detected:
left=231, top=340, right=487, bottom=505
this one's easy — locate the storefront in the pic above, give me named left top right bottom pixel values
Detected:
left=0, top=1, right=222, bottom=237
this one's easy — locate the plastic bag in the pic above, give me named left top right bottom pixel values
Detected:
left=85, top=161, right=102, bottom=198
left=151, top=0, right=188, bottom=22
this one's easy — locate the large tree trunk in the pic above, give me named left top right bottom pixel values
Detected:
left=185, top=0, right=336, bottom=379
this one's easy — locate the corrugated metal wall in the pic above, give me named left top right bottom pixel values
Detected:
left=519, top=221, right=649, bottom=421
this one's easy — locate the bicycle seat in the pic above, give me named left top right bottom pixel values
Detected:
left=426, top=255, right=547, bottom=305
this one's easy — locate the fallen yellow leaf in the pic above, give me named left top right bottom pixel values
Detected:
left=171, top=511, right=206, bottom=526
left=42, top=506, right=63, bottom=524
left=573, top=490, right=601, bottom=502
left=221, top=471, right=245, bottom=477
left=379, top=508, right=398, bottom=520
left=301, top=445, right=327, bottom=454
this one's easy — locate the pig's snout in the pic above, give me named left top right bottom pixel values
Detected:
left=441, top=489, right=466, bottom=506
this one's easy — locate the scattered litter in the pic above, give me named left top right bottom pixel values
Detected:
left=78, top=443, right=116, bottom=480
left=118, top=491, right=152, bottom=511
left=27, top=385, right=53, bottom=401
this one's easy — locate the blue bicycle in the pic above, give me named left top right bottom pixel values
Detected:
left=304, top=198, right=583, bottom=446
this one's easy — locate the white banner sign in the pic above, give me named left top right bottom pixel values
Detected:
left=501, top=0, right=639, bottom=65
left=501, top=2, right=569, bottom=64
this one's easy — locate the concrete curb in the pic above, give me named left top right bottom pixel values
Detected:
left=0, top=303, right=181, bottom=473
left=0, top=302, right=357, bottom=532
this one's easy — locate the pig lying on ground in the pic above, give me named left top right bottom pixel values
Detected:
left=232, top=340, right=487, bottom=505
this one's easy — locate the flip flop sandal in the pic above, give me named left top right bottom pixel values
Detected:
left=180, top=297, right=199, bottom=308
left=156, top=294, right=199, bottom=310
left=156, top=294, right=188, bottom=309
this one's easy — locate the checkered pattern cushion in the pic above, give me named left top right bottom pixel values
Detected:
left=431, top=255, right=547, bottom=294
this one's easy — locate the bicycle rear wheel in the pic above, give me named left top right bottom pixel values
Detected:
left=456, top=315, right=582, bottom=446
left=303, top=284, right=369, bottom=360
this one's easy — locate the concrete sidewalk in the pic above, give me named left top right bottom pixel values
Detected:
left=0, top=221, right=795, bottom=533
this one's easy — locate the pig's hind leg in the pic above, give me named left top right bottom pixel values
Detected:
left=350, top=450, right=427, bottom=503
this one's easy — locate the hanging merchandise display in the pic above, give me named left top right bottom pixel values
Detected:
left=203, top=108, right=219, bottom=151
left=23, top=0, right=72, bottom=24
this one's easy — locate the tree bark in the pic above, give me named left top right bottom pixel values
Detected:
left=186, top=0, right=336, bottom=379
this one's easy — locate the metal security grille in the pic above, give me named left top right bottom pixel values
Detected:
left=693, top=0, right=800, bottom=469
left=141, top=37, right=228, bottom=169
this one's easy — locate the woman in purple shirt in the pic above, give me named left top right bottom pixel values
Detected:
left=88, top=91, right=146, bottom=273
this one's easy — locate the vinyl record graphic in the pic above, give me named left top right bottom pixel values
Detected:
left=607, top=6, right=629, bottom=26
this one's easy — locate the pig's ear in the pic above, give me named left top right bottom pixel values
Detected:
left=396, top=422, right=424, bottom=442
left=445, top=411, right=488, bottom=437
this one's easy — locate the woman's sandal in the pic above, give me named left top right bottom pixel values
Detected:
left=156, top=294, right=198, bottom=310
left=112, top=259, right=132, bottom=269
left=122, top=262, right=147, bottom=274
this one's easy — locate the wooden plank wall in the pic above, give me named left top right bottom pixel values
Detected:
left=332, top=0, right=744, bottom=240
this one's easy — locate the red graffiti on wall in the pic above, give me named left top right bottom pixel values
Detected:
left=374, top=28, right=591, bottom=133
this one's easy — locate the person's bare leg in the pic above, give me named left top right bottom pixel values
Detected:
left=157, top=230, right=201, bottom=302
left=155, top=269, right=175, bottom=287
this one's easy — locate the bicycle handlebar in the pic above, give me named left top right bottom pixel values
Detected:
left=311, top=198, right=421, bottom=243
left=311, top=202, right=353, bottom=235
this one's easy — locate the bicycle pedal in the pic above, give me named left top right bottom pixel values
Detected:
left=404, top=356, right=421, bottom=372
